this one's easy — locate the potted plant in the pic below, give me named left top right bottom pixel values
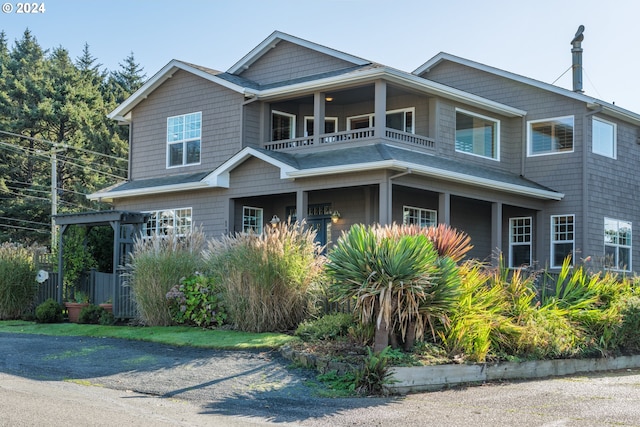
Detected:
left=65, top=291, right=90, bottom=323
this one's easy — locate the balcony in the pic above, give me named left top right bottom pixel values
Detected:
left=264, top=127, right=436, bottom=153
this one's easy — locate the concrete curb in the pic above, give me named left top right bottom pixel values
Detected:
left=389, top=355, right=640, bottom=394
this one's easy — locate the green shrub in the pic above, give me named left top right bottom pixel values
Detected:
left=295, top=313, right=354, bottom=341
left=166, top=274, right=226, bottom=327
left=129, top=228, right=205, bottom=326
left=78, top=304, right=106, bottom=324
left=0, top=242, right=38, bottom=319
left=616, top=296, right=640, bottom=354
left=354, top=346, right=394, bottom=396
left=205, top=221, right=325, bottom=333
left=99, top=310, right=116, bottom=326
left=35, top=298, right=64, bottom=323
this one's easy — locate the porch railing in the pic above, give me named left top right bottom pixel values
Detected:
left=264, top=127, right=434, bottom=152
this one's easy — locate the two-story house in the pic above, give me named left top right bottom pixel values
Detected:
left=88, top=30, right=640, bottom=273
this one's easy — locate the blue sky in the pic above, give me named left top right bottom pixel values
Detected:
left=2, top=0, right=640, bottom=112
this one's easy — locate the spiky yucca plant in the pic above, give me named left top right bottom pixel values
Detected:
left=327, top=223, right=462, bottom=351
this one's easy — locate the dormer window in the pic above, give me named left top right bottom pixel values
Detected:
left=167, top=112, right=201, bottom=168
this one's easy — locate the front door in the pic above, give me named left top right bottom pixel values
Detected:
left=307, top=217, right=331, bottom=251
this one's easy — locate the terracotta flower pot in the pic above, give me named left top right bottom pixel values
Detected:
left=64, top=302, right=90, bottom=323
left=99, top=303, right=113, bottom=314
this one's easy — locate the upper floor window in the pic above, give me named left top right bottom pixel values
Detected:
left=304, top=117, right=338, bottom=136
left=455, top=109, right=499, bottom=160
left=509, top=217, right=532, bottom=268
left=403, top=206, right=437, bottom=227
left=167, top=112, right=201, bottom=168
left=347, top=108, right=415, bottom=133
left=604, top=218, right=631, bottom=271
left=272, top=111, right=295, bottom=141
left=243, top=206, right=263, bottom=234
left=144, top=208, right=192, bottom=237
left=528, top=116, right=574, bottom=156
left=386, top=108, right=414, bottom=133
left=592, top=117, right=616, bottom=159
left=551, top=214, right=574, bottom=268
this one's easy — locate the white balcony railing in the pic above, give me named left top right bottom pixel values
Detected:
left=264, top=127, right=435, bottom=152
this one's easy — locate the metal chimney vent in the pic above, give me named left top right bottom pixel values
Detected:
left=571, top=25, right=585, bottom=93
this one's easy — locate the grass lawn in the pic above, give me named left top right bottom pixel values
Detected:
left=0, top=320, right=299, bottom=350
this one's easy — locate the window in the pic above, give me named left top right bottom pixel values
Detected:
left=592, top=117, right=616, bottom=159
left=144, top=208, right=192, bottom=237
left=386, top=108, right=414, bottom=133
left=272, top=111, right=295, bottom=141
left=455, top=109, right=499, bottom=160
left=243, top=206, right=263, bottom=233
left=347, top=108, right=415, bottom=133
left=604, top=218, right=631, bottom=271
left=304, top=117, right=338, bottom=136
left=167, top=112, right=201, bottom=167
left=403, top=206, right=437, bottom=227
left=509, top=217, right=532, bottom=268
left=551, top=215, right=574, bottom=268
left=528, top=116, right=574, bottom=156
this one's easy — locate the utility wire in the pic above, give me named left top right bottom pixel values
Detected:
left=0, top=216, right=50, bottom=227
left=0, top=130, right=128, bottom=162
left=0, top=223, right=50, bottom=234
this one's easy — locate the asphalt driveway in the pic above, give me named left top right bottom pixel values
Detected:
left=3, top=332, right=640, bottom=426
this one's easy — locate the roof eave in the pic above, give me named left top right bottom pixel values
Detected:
left=286, top=160, right=563, bottom=201
left=87, top=181, right=211, bottom=203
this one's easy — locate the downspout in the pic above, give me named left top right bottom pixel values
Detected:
left=582, top=106, right=603, bottom=262
left=241, top=93, right=259, bottom=148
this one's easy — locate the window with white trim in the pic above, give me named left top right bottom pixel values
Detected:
left=528, top=116, right=574, bottom=156
left=403, top=206, right=437, bottom=227
left=509, top=217, right=532, bottom=268
left=167, top=112, right=201, bottom=167
left=272, top=111, right=295, bottom=141
left=304, top=117, right=338, bottom=136
left=592, top=117, right=616, bottom=159
left=551, top=214, right=574, bottom=268
left=243, top=206, right=263, bottom=233
left=144, top=208, right=192, bottom=237
left=604, top=217, right=631, bottom=271
left=455, top=109, right=499, bottom=160
left=347, top=108, right=415, bottom=133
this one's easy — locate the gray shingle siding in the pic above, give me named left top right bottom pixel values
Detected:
left=238, top=40, right=356, bottom=86
left=131, top=70, right=243, bottom=180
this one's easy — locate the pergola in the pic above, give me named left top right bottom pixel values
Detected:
left=53, top=210, right=149, bottom=317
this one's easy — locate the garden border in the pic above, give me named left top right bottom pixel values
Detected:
left=390, top=355, right=640, bottom=393
left=281, top=346, right=640, bottom=395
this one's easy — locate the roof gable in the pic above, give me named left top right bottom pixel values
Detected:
left=108, top=60, right=246, bottom=122
left=227, top=31, right=369, bottom=75
left=415, top=52, right=640, bottom=125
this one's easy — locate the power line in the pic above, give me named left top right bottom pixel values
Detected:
left=0, top=130, right=128, bottom=163
left=0, top=216, right=50, bottom=227
left=0, top=223, right=50, bottom=234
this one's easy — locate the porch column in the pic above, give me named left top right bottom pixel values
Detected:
left=227, top=199, right=234, bottom=234
left=491, top=202, right=503, bottom=266
left=536, top=210, right=544, bottom=267
left=379, top=179, right=391, bottom=225
left=374, top=80, right=387, bottom=138
left=313, top=92, right=326, bottom=145
left=296, top=190, right=308, bottom=223
left=438, top=192, right=451, bottom=225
